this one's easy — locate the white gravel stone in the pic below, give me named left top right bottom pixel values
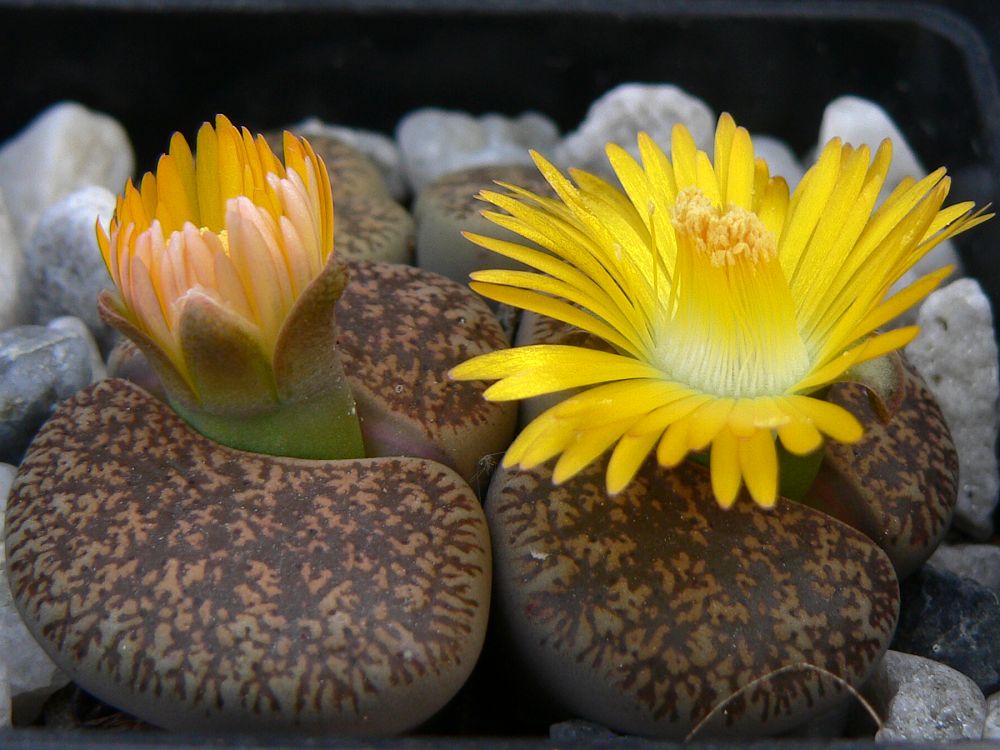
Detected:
left=818, top=95, right=962, bottom=312
left=554, top=83, right=715, bottom=180
left=927, top=544, right=1000, bottom=594
left=0, top=102, right=133, bottom=251
left=0, top=189, right=26, bottom=332
left=25, top=186, right=117, bottom=351
left=397, top=108, right=559, bottom=192
left=864, top=650, right=986, bottom=741
left=906, top=279, right=999, bottom=538
left=985, top=691, right=1000, bottom=739
left=0, top=660, right=10, bottom=728
left=0, top=461, right=71, bottom=723
left=819, top=96, right=923, bottom=197
left=46, top=317, right=106, bottom=381
left=751, top=134, right=804, bottom=189
left=289, top=117, right=408, bottom=201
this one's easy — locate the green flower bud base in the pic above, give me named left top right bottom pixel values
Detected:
left=169, top=389, right=366, bottom=461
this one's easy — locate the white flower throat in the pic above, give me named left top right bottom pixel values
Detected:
left=653, top=187, right=811, bottom=398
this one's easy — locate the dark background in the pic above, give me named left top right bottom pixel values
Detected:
left=0, top=0, right=997, bottom=301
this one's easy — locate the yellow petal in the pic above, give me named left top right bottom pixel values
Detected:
left=739, top=429, right=779, bottom=508
left=785, top=396, right=863, bottom=443
left=552, top=417, right=635, bottom=484
left=723, top=125, right=755, bottom=210
left=687, top=398, right=735, bottom=450
left=606, top=429, right=660, bottom=494
left=195, top=121, right=222, bottom=231
left=657, top=418, right=691, bottom=468
left=671, top=123, right=699, bottom=190
left=710, top=428, right=741, bottom=508
left=778, top=419, right=823, bottom=456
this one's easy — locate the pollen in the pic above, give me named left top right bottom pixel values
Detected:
left=672, top=187, right=776, bottom=268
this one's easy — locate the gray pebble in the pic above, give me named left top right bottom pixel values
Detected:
left=1, top=461, right=70, bottom=723
left=892, top=567, right=1000, bottom=694
left=985, top=691, right=1000, bottom=739
left=0, top=662, right=9, bottom=729
left=0, top=189, right=26, bottom=332
left=0, top=324, right=94, bottom=463
left=554, top=83, right=714, bottom=180
left=0, top=102, right=133, bottom=250
left=906, top=279, right=999, bottom=539
left=26, top=186, right=116, bottom=351
left=46, top=317, right=106, bottom=382
left=863, top=650, right=986, bottom=741
left=397, top=108, right=559, bottom=192
left=927, top=544, right=1000, bottom=594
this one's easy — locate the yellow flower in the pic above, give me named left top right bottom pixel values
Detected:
left=97, top=114, right=364, bottom=459
left=450, top=114, right=990, bottom=508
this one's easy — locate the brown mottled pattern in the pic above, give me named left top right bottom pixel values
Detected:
left=426, top=164, right=553, bottom=223
left=335, top=261, right=517, bottom=483
left=6, top=379, right=490, bottom=733
left=818, top=357, right=958, bottom=578
left=264, top=131, right=388, bottom=203
left=487, top=458, right=899, bottom=739
left=333, top=196, right=414, bottom=264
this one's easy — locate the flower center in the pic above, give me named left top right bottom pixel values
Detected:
left=652, top=187, right=810, bottom=398
left=673, top=188, right=777, bottom=268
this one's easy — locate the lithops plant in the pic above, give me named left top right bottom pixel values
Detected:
left=413, top=164, right=553, bottom=285
left=452, top=113, right=988, bottom=736
left=6, top=116, right=513, bottom=732
left=6, top=379, right=491, bottom=733
left=486, top=458, right=899, bottom=739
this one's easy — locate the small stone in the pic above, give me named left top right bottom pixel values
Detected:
left=549, top=719, right=619, bottom=742
left=926, top=543, right=1000, bottom=594
left=0, top=102, right=133, bottom=250
left=1, top=461, right=70, bottom=724
left=6, top=379, right=491, bottom=733
left=554, top=84, right=715, bottom=180
left=906, top=278, right=999, bottom=538
left=985, top=691, right=1000, bottom=739
left=413, top=164, right=552, bottom=285
left=819, top=96, right=922, bottom=201
left=334, top=195, right=414, bottom=264
left=863, top=650, right=986, bottom=741
left=0, top=324, right=95, bottom=463
left=0, top=190, right=26, bottom=332
left=892, top=566, right=1000, bottom=694
left=25, top=186, right=117, bottom=351
left=288, top=117, right=408, bottom=201
left=488, top=457, right=899, bottom=739
left=266, top=130, right=389, bottom=204
left=46, top=317, right=106, bottom=382
left=397, top=108, right=559, bottom=192
left=0, top=662, right=10, bottom=728
left=751, top=134, right=804, bottom=189
left=818, top=96, right=961, bottom=308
